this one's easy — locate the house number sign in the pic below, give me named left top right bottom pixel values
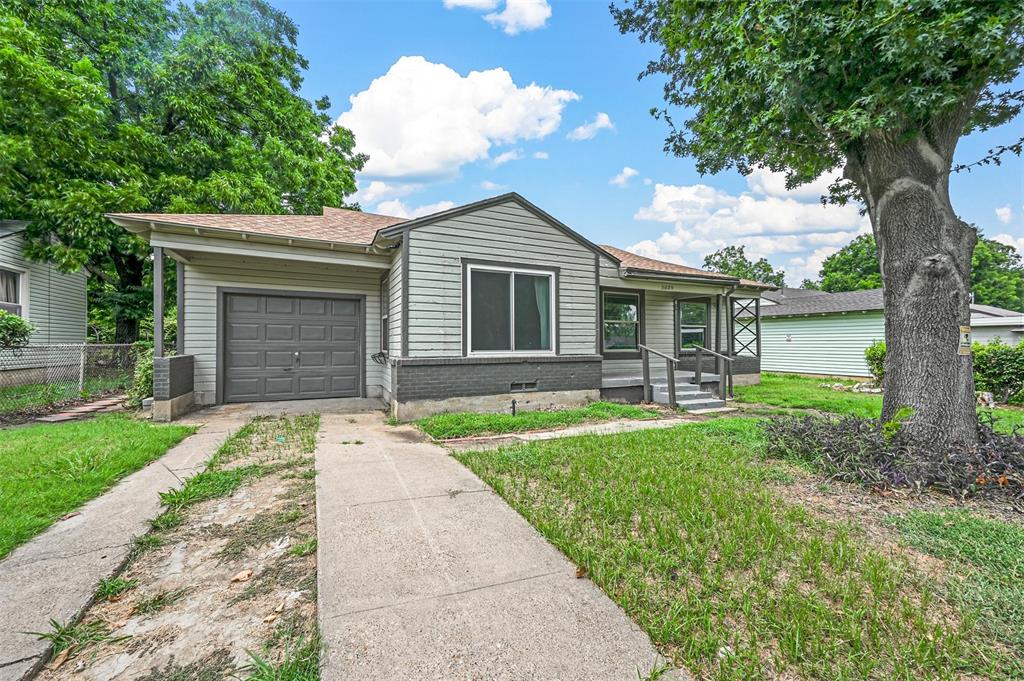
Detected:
left=958, top=326, right=971, bottom=356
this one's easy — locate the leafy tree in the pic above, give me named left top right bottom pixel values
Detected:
left=799, top=279, right=821, bottom=291
left=702, top=245, right=786, bottom=287
left=808, top=233, right=1024, bottom=310
left=613, top=0, right=1024, bottom=444
left=0, top=0, right=366, bottom=342
left=818, top=235, right=884, bottom=293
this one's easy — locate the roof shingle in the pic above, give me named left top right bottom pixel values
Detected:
left=599, top=245, right=774, bottom=288
left=106, top=207, right=406, bottom=245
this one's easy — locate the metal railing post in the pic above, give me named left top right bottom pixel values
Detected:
left=666, top=358, right=677, bottom=409
left=717, top=355, right=726, bottom=400
left=694, top=346, right=703, bottom=386
left=641, top=347, right=651, bottom=403
left=78, top=344, right=86, bottom=394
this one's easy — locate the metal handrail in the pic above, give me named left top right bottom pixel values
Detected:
left=692, top=345, right=734, bottom=400
left=638, top=345, right=679, bottom=407
left=689, top=345, right=734, bottom=363
left=637, top=344, right=678, bottom=364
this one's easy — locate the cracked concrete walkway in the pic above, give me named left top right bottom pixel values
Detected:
left=316, top=413, right=678, bottom=680
left=0, top=411, right=248, bottom=681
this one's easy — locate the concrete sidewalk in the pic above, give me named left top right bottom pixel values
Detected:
left=0, top=411, right=248, bottom=681
left=315, top=413, right=679, bottom=680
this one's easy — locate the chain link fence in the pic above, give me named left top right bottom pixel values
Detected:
left=0, top=344, right=135, bottom=419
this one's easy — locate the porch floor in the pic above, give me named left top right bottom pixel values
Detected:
left=601, top=369, right=722, bottom=389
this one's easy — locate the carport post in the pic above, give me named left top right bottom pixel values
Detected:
left=176, top=260, right=185, bottom=355
left=154, top=246, right=164, bottom=358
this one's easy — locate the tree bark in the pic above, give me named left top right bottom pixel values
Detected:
left=844, top=120, right=978, bottom=445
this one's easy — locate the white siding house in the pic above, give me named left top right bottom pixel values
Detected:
left=760, top=288, right=1023, bottom=378
left=0, top=223, right=87, bottom=344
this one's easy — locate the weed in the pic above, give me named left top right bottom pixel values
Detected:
left=136, top=649, right=235, bottom=681
left=135, top=588, right=189, bottom=616
left=218, top=507, right=307, bottom=560
left=31, top=618, right=127, bottom=655
left=149, top=510, right=183, bottom=532
left=244, top=635, right=321, bottom=681
left=127, top=533, right=163, bottom=561
left=288, top=536, right=317, bottom=557
left=95, top=577, right=138, bottom=600
left=159, top=464, right=263, bottom=509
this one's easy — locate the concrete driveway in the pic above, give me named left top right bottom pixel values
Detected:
left=315, top=412, right=678, bottom=680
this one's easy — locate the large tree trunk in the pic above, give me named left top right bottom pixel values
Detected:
left=110, top=253, right=146, bottom=345
left=845, top=121, right=978, bottom=445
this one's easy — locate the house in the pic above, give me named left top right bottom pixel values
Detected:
left=759, top=287, right=1023, bottom=378
left=0, top=220, right=88, bottom=344
left=107, top=194, right=773, bottom=420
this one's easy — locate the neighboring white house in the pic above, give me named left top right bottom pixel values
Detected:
left=759, top=288, right=1023, bottom=378
left=0, top=220, right=88, bottom=344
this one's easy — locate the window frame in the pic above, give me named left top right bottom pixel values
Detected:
left=600, top=287, right=644, bottom=359
left=464, top=262, right=557, bottom=357
left=0, top=266, right=26, bottom=318
left=676, top=298, right=711, bottom=355
left=379, top=274, right=390, bottom=353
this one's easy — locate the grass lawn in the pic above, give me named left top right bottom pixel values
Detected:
left=735, top=372, right=1024, bottom=434
left=0, top=414, right=195, bottom=559
left=456, top=419, right=1021, bottom=679
left=0, top=376, right=132, bottom=415
left=416, top=401, right=660, bottom=439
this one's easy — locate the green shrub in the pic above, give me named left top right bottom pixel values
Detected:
left=974, top=340, right=1024, bottom=404
left=864, top=340, right=886, bottom=382
left=0, top=310, right=34, bottom=348
left=126, top=342, right=154, bottom=408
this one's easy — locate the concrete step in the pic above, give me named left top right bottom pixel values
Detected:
left=651, top=392, right=726, bottom=410
left=653, top=383, right=701, bottom=394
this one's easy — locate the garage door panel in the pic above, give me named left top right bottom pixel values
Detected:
left=265, top=324, right=295, bottom=341
left=300, top=325, right=328, bottom=341
left=266, top=297, right=295, bottom=314
left=223, top=292, right=362, bottom=403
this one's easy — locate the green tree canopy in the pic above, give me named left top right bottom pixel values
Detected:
left=0, top=0, right=366, bottom=341
left=702, top=245, right=786, bottom=287
left=613, top=0, right=1024, bottom=443
left=806, top=233, right=1024, bottom=311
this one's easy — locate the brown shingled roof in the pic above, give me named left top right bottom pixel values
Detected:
left=600, top=244, right=773, bottom=289
left=106, top=206, right=406, bottom=245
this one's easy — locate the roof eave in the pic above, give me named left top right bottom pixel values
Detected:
left=620, top=267, right=740, bottom=287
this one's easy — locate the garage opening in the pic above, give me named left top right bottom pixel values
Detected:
left=221, top=291, right=362, bottom=403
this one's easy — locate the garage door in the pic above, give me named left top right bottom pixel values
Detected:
left=222, top=292, right=361, bottom=403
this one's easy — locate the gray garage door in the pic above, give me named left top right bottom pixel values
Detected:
left=223, top=292, right=361, bottom=403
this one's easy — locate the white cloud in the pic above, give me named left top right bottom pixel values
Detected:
left=628, top=240, right=687, bottom=265
left=996, top=205, right=1013, bottom=224
left=480, top=180, right=506, bottom=191
left=491, top=149, right=523, bottom=166
left=532, top=151, right=549, bottom=159
left=485, top=0, right=551, bottom=34
left=567, top=112, right=613, bottom=141
left=642, top=177, right=652, bottom=186
left=444, top=0, right=498, bottom=9
left=376, top=199, right=457, bottom=219
left=353, top=180, right=421, bottom=206
left=993, top=232, right=1024, bottom=252
left=628, top=168, right=869, bottom=286
left=609, top=166, right=639, bottom=187
left=336, top=56, right=578, bottom=180
left=445, top=0, right=551, bottom=34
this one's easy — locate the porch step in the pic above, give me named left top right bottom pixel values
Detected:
left=650, top=386, right=726, bottom=410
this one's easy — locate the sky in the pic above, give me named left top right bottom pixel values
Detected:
left=274, top=0, right=1024, bottom=286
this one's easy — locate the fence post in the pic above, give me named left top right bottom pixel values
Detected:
left=78, top=344, right=86, bottom=394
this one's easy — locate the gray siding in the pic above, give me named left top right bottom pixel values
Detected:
left=972, top=324, right=1023, bottom=346
left=404, top=201, right=598, bottom=357
left=0, top=232, right=87, bottom=344
left=381, top=244, right=403, bottom=398
left=181, top=252, right=386, bottom=404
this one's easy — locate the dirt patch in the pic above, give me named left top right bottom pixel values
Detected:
left=35, top=415, right=320, bottom=680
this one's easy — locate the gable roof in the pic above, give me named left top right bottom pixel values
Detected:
left=599, top=245, right=775, bottom=289
left=106, top=207, right=406, bottom=246
left=761, top=287, right=1023, bottom=318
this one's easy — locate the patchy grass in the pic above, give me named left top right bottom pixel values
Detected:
left=893, top=510, right=1024, bottom=656
left=417, top=401, right=660, bottom=439
left=31, top=619, right=126, bottom=656
left=127, top=533, right=163, bottom=561
left=0, top=415, right=194, bottom=559
left=735, top=372, right=1024, bottom=434
left=456, top=419, right=1020, bottom=679
left=289, top=536, right=317, bottom=557
left=0, top=375, right=132, bottom=416
left=244, top=634, right=321, bottom=681
left=95, top=577, right=138, bottom=601
left=135, top=588, right=190, bottom=616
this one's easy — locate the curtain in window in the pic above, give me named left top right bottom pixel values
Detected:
left=0, top=269, right=19, bottom=304
left=532, top=275, right=550, bottom=350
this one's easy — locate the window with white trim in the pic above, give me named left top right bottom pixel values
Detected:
left=678, top=300, right=708, bottom=350
left=0, top=268, right=22, bottom=316
left=467, top=265, right=554, bottom=354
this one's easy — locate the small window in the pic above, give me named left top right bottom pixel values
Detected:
left=603, top=291, right=640, bottom=351
left=0, top=268, right=21, bottom=316
left=467, top=266, right=554, bottom=354
left=380, top=276, right=390, bottom=353
left=679, top=300, right=708, bottom=350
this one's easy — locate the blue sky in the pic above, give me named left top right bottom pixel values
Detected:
left=275, top=0, right=1024, bottom=285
